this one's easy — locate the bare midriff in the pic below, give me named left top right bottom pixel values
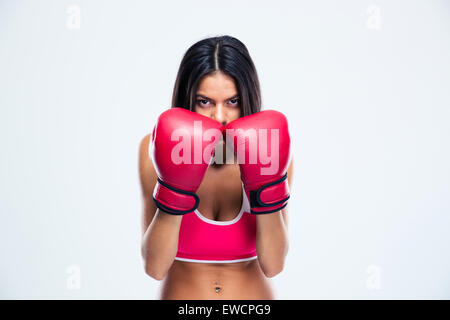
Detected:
left=159, top=259, right=275, bottom=300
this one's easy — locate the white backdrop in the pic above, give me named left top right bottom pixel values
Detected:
left=1, top=0, right=449, bottom=299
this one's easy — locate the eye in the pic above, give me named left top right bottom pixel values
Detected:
left=228, top=98, right=239, bottom=106
left=196, top=99, right=210, bottom=107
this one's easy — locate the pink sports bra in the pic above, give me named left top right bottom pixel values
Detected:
left=175, top=183, right=258, bottom=263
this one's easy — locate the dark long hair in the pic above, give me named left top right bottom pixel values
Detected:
left=171, top=35, right=261, bottom=116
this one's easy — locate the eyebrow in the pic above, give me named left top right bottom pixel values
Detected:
left=196, top=94, right=239, bottom=102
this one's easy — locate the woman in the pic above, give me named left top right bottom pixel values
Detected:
left=139, top=35, right=293, bottom=299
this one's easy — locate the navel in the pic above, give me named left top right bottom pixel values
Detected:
left=214, top=281, right=222, bottom=294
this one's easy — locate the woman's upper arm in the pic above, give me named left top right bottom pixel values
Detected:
left=138, top=134, right=158, bottom=236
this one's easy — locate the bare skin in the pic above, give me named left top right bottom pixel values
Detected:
left=139, top=71, right=293, bottom=299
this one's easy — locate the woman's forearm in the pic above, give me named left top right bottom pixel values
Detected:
left=141, top=210, right=182, bottom=280
left=255, top=212, right=289, bottom=278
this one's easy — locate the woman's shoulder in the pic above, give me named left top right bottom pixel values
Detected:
left=138, top=133, right=157, bottom=195
left=139, top=133, right=151, bottom=156
left=138, top=134, right=153, bottom=165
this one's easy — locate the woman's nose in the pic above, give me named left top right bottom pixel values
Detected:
left=212, top=104, right=226, bottom=124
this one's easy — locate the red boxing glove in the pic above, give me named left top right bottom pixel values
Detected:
left=224, top=110, right=291, bottom=214
left=150, top=108, right=223, bottom=215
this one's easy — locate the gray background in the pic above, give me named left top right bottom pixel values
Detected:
left=1, top=0, right=449, bottom=299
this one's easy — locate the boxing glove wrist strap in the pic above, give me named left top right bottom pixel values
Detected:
left=248, top=173, right=290, bottom=215
left=152, top=178, right=200, bottom=215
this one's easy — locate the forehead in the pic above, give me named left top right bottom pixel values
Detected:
left=196, top=72, right=238, bottom=97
